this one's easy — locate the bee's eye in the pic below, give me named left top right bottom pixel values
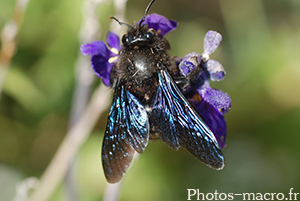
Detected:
left=127, top=35, right=134, bottom=43
left=145, top=29, right=156, bottom=39
left=121, top=34, right=127, bottom=44
left=146, top=31, right=153, bottom=39
left=122, top=34, right=134, bottom=44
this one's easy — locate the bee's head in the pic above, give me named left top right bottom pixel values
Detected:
left=121, top=26, right=156, bottom=46
left=111, top=0, right=156, bottom=46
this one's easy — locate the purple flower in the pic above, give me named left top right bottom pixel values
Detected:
left=195, top=100, right=227, bottom=149
left=178, top=52, right=201, bottom=76
left=178, top=30, right=231, bottom=149
left=80, top=31, right=121, bottom=86
left=196, top=81, right=231, bottom=149
left=201, top=31, right=225, bottom=81
left=140, top=13, right=177, bottom=35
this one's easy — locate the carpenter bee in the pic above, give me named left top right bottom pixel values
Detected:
left=102, top=0, right=224, bottom=183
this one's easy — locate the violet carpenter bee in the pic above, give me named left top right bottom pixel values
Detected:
left=99, top=0, right=224, bottom=183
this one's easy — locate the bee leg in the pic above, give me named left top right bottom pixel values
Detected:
left=174, top=62, right=203, bottom=92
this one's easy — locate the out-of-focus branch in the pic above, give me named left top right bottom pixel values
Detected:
left=27, top=84, right=112, bottom=201
left=0, top=0, right=30, bottom=97
left=13, top=177, right=39, bottom=201
left=64, top=0, right=105, bottom=200
left=103, top=182, right=123, bottom=201
left=27, top=1, right=113, bottom=200
left=28, top=0, right=130, bottom=200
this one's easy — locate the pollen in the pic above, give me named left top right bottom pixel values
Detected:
left=108, top=56, right=118, bottom=63
left=110, top=48, right=119, bottom=55
left=193, top=93, right=202, bottom=102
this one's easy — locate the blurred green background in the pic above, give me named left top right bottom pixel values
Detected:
left=1, top=0, right=300, bottom=200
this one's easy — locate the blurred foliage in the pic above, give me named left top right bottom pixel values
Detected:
left=1, top=0, right=300, bottom=200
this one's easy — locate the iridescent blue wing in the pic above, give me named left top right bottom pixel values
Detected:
left=102, top=82, right=149, bottom=183
left=150, top=69, right=224, bottom=169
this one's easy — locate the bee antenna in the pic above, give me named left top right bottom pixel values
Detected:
left=139, top=0, right=155, bottom=26
left=110, top=16, right=133, bottom=29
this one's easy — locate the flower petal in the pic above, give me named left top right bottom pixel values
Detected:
left=102, top=77, right=111, bottom=86
left=142, top=13, right=177, bottom=35
left=106, top=31, right=121, bottom=51
left=80, top=41, right=108, bottom=56
left=203, top=30, right=222, bottom=55
left=198, top=86, right=231, bottom=114
left=195, top=100, right=227, bottom=149
left=206, top=59, right=226, bottom=81
left=91, top=55, right=113, bottom=86
left=178, top=52, right=200, bottom=76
